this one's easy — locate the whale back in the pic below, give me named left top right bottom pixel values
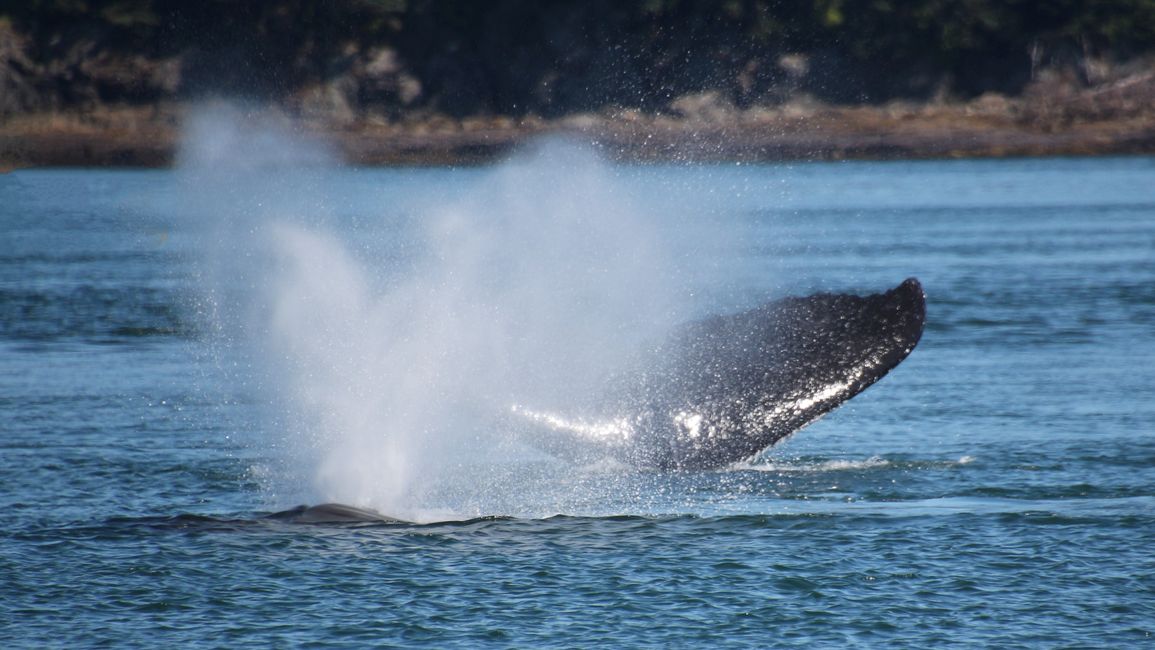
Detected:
left=266, top=503, right=406, bottom=524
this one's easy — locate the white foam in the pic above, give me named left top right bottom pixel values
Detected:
left=740, top=455, right=893, bottom=473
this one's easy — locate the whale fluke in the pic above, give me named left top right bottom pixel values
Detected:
left=512, top=278, right=926, bottom=470
left=266, top=503, right=406, bottom=524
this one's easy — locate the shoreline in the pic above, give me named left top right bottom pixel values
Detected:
left=3, top=90, right=1155, bottom=168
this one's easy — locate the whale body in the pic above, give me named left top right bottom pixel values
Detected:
left=511, top=278, right=926, bottom=470
left=265, top=503, right=406, bottom=524
left=265, top=280, right=924, bottom=519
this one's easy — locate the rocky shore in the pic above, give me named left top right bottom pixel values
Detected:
left=5, top=2, right=1155, bottom=169
left=4, top=74, right=1154, bottom=170
left=4, top=57, right=1150, bottom=170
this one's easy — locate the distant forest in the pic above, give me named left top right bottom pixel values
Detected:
left=3, top=0, right=1155, bottom=120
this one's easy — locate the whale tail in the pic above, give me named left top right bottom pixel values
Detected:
left=512, top=278, right=926, bottom=470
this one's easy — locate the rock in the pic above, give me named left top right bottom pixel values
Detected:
left=295, top=78, right=359, bottom=127
left=0, top=21, right=38, bottom=118
left=669, top=91, right=736, bottom=123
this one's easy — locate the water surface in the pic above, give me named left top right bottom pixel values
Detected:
left=2, top=155, right=1154, bottom=647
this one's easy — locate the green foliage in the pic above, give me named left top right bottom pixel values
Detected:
left=99, top=0, right=158, bottom=27
left=4, top=0, right=1152, bottom=58
left=1, top=0, right=1153, bottom=112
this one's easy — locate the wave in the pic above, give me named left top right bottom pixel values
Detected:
left=736, top=455, right=976, bottom=473
left=0, top=286, right=190, bottom=342
left=17, top=494, right=1151, bottom=541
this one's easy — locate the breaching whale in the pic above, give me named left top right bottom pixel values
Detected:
left=511, top=278, right=926, bottom=470
left=267, top=279, right=923, bottom=520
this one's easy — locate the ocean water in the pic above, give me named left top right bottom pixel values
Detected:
left=2, top=151, right=1154, bottom=647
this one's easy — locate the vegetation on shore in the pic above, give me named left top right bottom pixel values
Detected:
left=2, top=1, right=1154, bottom=165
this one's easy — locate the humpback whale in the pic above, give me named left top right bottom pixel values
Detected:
left=511, top=278, right=926, bottom=470
left=267, top=279, right=923, bottom=520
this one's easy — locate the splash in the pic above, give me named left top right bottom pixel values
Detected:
left=739, top=456, right=893, bottom=473
left=178, top=105, right=694, bottom=520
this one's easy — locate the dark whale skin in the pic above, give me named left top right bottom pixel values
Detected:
left=514, top=278, right=927, bottom=470
left=266, top=503, right=406, bottom=524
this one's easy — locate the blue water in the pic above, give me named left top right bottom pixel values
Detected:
left=2, top=154, right=1155, bottom=647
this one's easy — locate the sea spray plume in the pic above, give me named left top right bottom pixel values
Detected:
left=175, top=104, right=344, bottom=507
left=176, top=109, right=923, bottom=515
left=417, top=141, right=686, bottom=410
left=297, top=140, right=690, bottom=519
left=178, top=112, right=693, bottom=519
left=175, top=104, right=338, bottom=344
